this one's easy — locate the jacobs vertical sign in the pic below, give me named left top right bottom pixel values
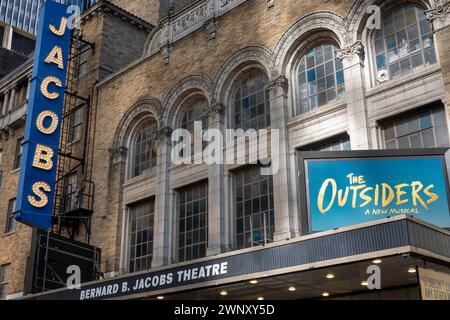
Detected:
left=14, top=0, right=71, bottom=230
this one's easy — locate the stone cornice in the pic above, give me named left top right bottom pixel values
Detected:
left=0, top=60, right=32, bottom=93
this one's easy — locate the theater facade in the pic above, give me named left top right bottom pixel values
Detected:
left=1, top=0, right=450, bottom=300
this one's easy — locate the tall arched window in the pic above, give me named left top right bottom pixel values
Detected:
left=297, top=44, right=345, bottom=114
left=181, top=97, right=208, bottom=135
left=374, top=4, right=437, bottom=82
left=234, top=70, right=270, bottom=130
left=178, top=97, right=208, bottom=160
left=131, top=121, right=158, bottom=178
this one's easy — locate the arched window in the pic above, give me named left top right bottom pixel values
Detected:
left=234, top=70, right=270, bottom=130
left=178, top=97, right=208, bottom=160
left=181, top=97, right=208, bottom=134
left=374, top=4, right=437, bottom=83
left=131, top=121, right=158, bottom=178
left=297, top=44, right=345, bottom=114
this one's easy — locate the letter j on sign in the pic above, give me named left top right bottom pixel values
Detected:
left=14, top=0, right=71, bottom=230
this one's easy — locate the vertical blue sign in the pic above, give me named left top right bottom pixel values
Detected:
left=14, top=0, right=71, bottom=230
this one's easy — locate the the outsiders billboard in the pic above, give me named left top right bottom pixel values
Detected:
left=300, top=149, right=450, bottom=232
left=14, top=0, right=71, bottom=230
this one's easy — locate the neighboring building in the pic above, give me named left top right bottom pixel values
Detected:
left=0, top=0, right=96, bottom=79
left=0, top=0, right=450, bottom=300
left=0, top=0, right=97, bottom=34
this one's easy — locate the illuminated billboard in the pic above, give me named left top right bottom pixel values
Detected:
left=299, top=149, right=450, bottom=232
left=14, top=0, right=71, bottom=230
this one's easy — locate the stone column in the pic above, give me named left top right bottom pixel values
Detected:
left=426, top=1, right=450, bottom=133
left=152, top=126, right=175, bottom=267
left=25, top=75, right=31, bottom=102
left=265, top=75, right=300, bottom=241
left=8, top=84, right=17, bottom=112
left=205, top=102, right=231, bottom=255
left=337, top=41, right=371, bottom=150
left=111, top=146, right=128, bottom=274
left=2, top=90, right=10, bottom=115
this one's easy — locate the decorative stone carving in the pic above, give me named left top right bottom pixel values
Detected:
left=336, top=40, right=365, bottom=63
left=204, top=102, right=224, bottom=120
left=172, top=2, right=209, bottom=40
left=345, top=0, right=374, bottom=41
left=111, top=146, right=128, bottom=163
left=167, top=3, right=176, bottom=17
left=206, top=19, right=218, bottom=40
left=265, top=75, right=289, bottom=95
left=425, top=0, right=450, bottom=30
left=155, top=126, right=173, bottom=145
left=145, top=0, right=248, bottom=55
left=161, top=46, right=170, bottom=65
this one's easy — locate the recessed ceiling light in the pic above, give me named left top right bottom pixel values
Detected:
left=156, top=296, right=164, bottom=300
left=250, top=280, right=258, bottom=284
left=326, top=273, right=335, bottom=279
left=288, top=286, right=296, bottom=292
left=361, top=281, right=368, bottom=286
left=220, top=290, right=228, bottom=296
left=408, top=267, right=417, bottom=274
left=372, top=259, right=382, bottom=264
left=257, top=296, right=264, bottom=301
left=322, top=292, right=330, bottom=297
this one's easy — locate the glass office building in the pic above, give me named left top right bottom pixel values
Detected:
left=0, top=0, right=97, bottom=35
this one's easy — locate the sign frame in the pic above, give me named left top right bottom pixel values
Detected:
left=14, top=0, right=72, bottom=230
left=297, top=148, right=450, bottom=234
left=418, top=267, right=450, bottom=300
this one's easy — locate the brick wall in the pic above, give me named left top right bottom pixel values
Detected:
left=112, top=0, right=160, bottom=24
left=0, top=126, right=33, bottom=296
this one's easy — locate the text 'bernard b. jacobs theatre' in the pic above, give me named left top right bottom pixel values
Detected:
left=0, top=0, right=450, bottom=301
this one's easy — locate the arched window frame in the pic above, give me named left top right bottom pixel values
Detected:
left=291, top=39, right=345, bottom=116
left=366, top=2, right=439, bottom=87
left=226, top=65, right=271, bottom=131
left=127, top=117, right=159, bottom=180
left=174, top=93, right=209, bottom=162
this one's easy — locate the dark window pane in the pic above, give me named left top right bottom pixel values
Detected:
left=128, top=199, right=155, bottom=272
left=178, top=182, right=208, bottom=262
left=234, top=166, right=274, bottom=249
left=382, top=105, right=448, bottom=149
